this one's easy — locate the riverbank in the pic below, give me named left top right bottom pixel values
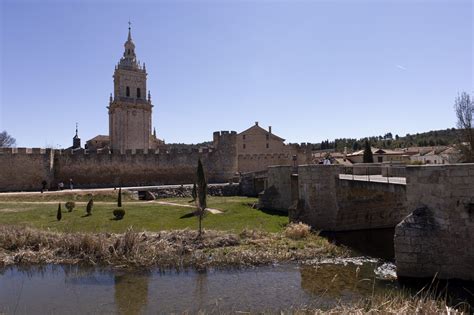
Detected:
left=0, top=225, right=347, bottom=269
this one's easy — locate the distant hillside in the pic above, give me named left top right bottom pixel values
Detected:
left=312, top=128, right=460, bottom=152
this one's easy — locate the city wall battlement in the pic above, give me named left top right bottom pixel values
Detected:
left=0, top=130, right=312, bottom=192
left=0, top=136, right=238, bottom=191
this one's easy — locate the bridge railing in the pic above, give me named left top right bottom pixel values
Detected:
left=339, top=165, right=406, bottom=184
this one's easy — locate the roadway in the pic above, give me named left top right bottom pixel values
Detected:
left=338, top=174, right=406, bottom=185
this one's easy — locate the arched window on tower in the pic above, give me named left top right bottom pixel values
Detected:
left=137, top=88, right=141, bottom=99
left=127, top=49, right=131, bottom=55
left=126, top=86, right=130, bottom=97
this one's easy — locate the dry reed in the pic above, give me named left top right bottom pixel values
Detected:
left=285, top=222, right=311, bottom=240
left=0, top=225, right=345, bottom=269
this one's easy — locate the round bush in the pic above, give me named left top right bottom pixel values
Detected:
left=113, top=208, right=125, bottom=220
left=65, top=201, right=76, bottom=212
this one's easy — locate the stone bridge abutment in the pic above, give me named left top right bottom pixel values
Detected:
left=258, top=163, right=474, bottom=280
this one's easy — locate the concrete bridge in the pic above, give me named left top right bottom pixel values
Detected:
left=257, top=164, right=474, bottom=281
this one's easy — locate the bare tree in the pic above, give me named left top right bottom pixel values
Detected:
left=0, top=131, right=16, bottom=148
left=454, top=92, right=474, bottom=162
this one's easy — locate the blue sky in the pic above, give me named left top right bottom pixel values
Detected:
left=1, top=0, right=472, bottom=148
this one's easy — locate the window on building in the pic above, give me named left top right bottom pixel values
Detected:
left=128, top=49, right=131, bottom=55
left=243, top=144, right=246, bottom=149
left=126, top=86, right=130, bottom=97
left=266, top=143, right=269, bottom=149
left=266, top=134, right=269, bottom=140
left=377, top=156, right=383, bottom=162
left=243, top=135, right=246, bottom=140
left=137, top=88, right=141, bottom=98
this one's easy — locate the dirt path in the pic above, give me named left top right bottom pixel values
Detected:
left=155, top=201, right=223, bottom=214
left=0, top=200, right=224, bottom=214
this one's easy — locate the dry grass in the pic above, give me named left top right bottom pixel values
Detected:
left=0, top=225, right=346, bottom=270
left=287, top=290, right=470, bottom=314
left=285, top=222, right=311, bottom=240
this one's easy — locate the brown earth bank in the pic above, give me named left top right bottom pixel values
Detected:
left=0, top=225, right=347, bottom=270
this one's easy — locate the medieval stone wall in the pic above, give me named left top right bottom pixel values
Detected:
left=238, top=146, right=311, bottom=173
left=0, top=131, right=237, bottom=192
left=291, top=165, right=342, bottom=230
left=0, top=148, right=54, bottom=191
left=394, top=164, right=474, bottom=280
left=258, top=166, right=293, bottom=212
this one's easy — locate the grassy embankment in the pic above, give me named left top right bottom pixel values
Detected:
left=0, top=194, right=285, bottom=233
left=0, top=192, right=347, bottom=269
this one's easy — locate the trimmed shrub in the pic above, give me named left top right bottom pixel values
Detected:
left=86, top=199, right=93, bottom=216
left=56, top=203, right=62, bottom=221
left=65, top=201, right=75, bottom=212
left=285, top=222, right=311, bottom=240
left=113, top=208, right=125, bottom=220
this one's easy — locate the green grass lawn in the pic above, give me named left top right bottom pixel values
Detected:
left=0, top=196, right=288, bottom=233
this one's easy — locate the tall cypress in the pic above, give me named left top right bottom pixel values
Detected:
left=118, top=187, right=122, bottom=207
left=363, top=139, right=374, bottom=163
left=196, top=159, right=207, bottom=237
left=56, top=203, right=62, bottom=221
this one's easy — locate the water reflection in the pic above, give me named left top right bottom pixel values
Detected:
left=0, top=263, right=471, bottom=313
left=193, top=270, right=209, bottom=311
left=300, top=262, right=397, bottom=303
left=321, top=228, right=395, bottom=260
left=114, top=272, right=150, bottom=315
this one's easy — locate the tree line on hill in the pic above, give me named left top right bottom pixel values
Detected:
left=313, top=128, right=460, bottom=152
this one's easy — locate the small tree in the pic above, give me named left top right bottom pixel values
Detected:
left=363, top=140, right=374, bottom=163
left=86, top=199, right=93, bottom=216
left=454, top=92, right=474, bottom=162
left=0, top=131, right=16, bottom=148
left=195, top=159, right=207, bottom=237
left=117, top=187, right=122, bottom=207
left=56, top=203, right=62, bottom=221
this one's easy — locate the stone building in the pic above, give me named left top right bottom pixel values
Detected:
left=85, top=135, right=110, bottom=151
left=88, top=25, right=164, bottom=152
left=346, top=147, right=410, bottom=164
left=235, top=122, right=313, bottom=173
left=237, top=122, right=288, bottom=155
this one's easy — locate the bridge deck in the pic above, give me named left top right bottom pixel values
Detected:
left=339, top=174, right=406, bottom=185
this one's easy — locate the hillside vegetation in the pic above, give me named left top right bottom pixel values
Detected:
left=311, top=128, right=459, bottom=152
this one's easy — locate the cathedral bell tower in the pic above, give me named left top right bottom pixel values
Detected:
left=108, top=23, right=153, bottom=153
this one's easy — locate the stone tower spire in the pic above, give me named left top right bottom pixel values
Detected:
left=72, top=123, right=81, bottom=149
left=119, top=21, right=139, bottom=70
left=108, top=23, right=154, bottom=153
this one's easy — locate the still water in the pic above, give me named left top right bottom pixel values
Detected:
left=1, top=228, right=472, bottom=314
left=0, top=260, right=396, bottom=314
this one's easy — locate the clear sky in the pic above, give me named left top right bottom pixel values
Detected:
left=1, top=0, right=472, bottom=148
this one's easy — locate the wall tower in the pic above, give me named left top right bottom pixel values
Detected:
left=108, top=23, right=153, bottom=153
